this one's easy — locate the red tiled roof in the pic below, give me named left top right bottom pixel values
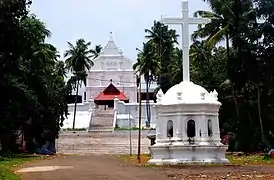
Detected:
left=95, top=92, right=128, bottom=101
left=94, top=83, right=128, bottom=101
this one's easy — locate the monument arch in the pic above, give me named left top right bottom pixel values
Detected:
left=167, top=120, right=173, bottom=138
left=207, top=119, right=213, bottom=137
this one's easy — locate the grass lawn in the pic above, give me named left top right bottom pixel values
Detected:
left=62, top=128, right=87, bottom=132
left=0, top=154, right=44, bottom=180
left=119, top=154, right=274, bottom=166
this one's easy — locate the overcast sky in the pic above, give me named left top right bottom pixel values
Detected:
left=30, top=0, right=210, bottom=61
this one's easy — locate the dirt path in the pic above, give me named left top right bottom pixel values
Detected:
left=17, top=155, right=274, bottom=180
left=18, top=155, right=169, bottom=180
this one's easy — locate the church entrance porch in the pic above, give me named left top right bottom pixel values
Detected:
left=95, top=100, right=129, bottom=109
left=95, top=100, right=115, bottom=109
left=94, top=83, right=129, bottom=109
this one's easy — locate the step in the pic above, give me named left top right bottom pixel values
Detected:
left=89, top=125, right=113, bottom=128
left=89, top=126, right=113, bottom=129
left=88, top=129, right=114, bottom=133
left=90, top=126, right=113, bottom=128
left=92, top=116, right=113, bottom=119
left=93, top=114, right=114, bottom=117
left=91, top=119, right=113, bottom=122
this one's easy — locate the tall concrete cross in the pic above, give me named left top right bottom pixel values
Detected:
left=161, top=0, right=211, bottom=82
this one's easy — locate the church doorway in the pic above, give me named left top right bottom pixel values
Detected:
left=94, top=83, right=129, bottom=109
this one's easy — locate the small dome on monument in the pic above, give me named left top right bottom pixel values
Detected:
left=160, top=81, right=219, bottom=105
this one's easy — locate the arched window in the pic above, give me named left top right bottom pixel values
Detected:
left=167, top=120, right=173, bottom=138
left=208, top=119, right=213, bottom=137
left=187, top=120, right=196, bottom=138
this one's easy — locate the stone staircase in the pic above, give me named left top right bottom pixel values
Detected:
left=56, top=131, right=151, bottom=155
left=88, top=109, right=115, bottom=132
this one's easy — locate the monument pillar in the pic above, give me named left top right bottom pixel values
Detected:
left=89, top=97, right=94, bottom=112
left=113, top=96, right=119, bottom=110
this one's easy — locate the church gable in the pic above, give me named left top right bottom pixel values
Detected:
left=100, top=40, right=122, bottom=56
left=90, top=32, right=134, bottom=71
left=100, top=32, right=122, bottom=57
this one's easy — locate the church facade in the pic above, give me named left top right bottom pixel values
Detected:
left=85, top=34, right=138, bottom=106
left=65, top=34, right=158, bottom=129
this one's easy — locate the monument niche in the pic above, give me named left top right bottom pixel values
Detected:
left=148, top=0, right=229, bottom=165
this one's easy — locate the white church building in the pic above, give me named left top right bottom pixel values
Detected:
left=86, top=33, right=138, bottom=107
left=64, top=33, right=158, bottom=129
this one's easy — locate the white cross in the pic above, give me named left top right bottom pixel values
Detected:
left=161, top=0, right=211, bottom=82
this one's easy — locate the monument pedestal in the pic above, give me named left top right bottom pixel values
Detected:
left=148, top=144, right=229, bottom=165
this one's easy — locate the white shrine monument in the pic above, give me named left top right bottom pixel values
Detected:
left=148, top=0, right=229, bottom=165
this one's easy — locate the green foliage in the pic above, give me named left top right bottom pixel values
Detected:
left=63, top=128, right=87, bottom=132
left=0, top=154, right=41, bottom=180
left=0, top=1, right=68, bottom=152
left=64, top=39, right=101, bottom=129
left=133, top=41, right=160, bottom=125
left=144, top=21, right=179, bottom=93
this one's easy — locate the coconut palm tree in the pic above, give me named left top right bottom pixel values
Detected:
left=133, top=41, right=159, bottom=127
left=90, top=45, right=102, bottom=59
left=192, top=0, right=253, bottom=119
left=192, top=6, right=232, bottom=59
left=194, top=0, right=266, bottom=144
left=193, top=0, right=254, bottom=60
left=145, top=21, right=179, bottom=93
left=64, top=38, right=98, bottom=129
left=168, top=47, right=183, bottom=85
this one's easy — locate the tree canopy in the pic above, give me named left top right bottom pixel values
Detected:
left=0, top=1, right=68, bottom=153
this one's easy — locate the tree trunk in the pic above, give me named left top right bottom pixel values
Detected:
left=72, top=80, right=79, bottom=129
left=226, top=34, right=240, bottom=120
left=225, top=34, right=230, bottom=60
left=0, top=136, right=6, bottom=153
left=243, top=85, right=253, bottom=126
left=0, top=135, right=18, bottom=153
left=257, top=86, right=265, bottom=143
left=146, top=79, right=151, bottom=128
left=232, top=84, right=240, bottom=119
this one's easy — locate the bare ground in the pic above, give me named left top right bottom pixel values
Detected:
left=21, top=131, right=274, bottom=179
left=17, top=155, right=274, bottom=180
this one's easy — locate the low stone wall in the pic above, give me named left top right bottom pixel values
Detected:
left=68, top=103, right=89, bottom=112
left=115, top=100, right=157, bottom=128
